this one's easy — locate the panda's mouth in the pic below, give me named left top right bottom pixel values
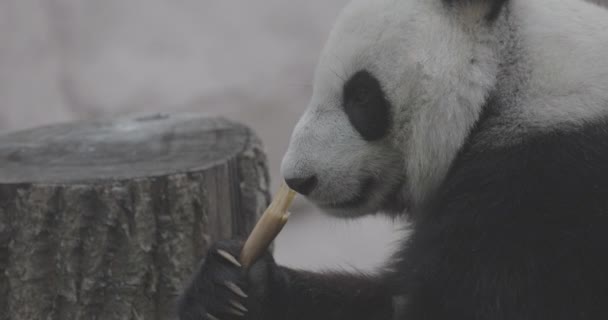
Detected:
left=315, top=175, right=407, bottom=215
left=319, top=178, right=375, bottom=209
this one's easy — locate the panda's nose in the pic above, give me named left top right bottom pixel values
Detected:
left=285, top=175, right=318, bottom=196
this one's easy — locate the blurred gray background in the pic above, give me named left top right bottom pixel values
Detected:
left=1, top=0, right=605, bottom=273
left=0, top=0, right=404, bottom=273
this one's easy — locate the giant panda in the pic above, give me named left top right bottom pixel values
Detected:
left=178, top=0, right=608, bottom=319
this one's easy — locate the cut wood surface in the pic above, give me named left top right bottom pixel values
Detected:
left=0, top=114, right=270, bottom=320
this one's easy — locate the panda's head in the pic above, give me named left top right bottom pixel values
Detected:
left=282, top=0, right=507, bottom=217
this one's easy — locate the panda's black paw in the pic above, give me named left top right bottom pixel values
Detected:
left=177, top=240, right=279, bottom=320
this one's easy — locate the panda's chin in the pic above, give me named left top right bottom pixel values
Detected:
left=318, top=200, right=371, bottom=219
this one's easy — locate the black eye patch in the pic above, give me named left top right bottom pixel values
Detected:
left=343, top=70, right=391, bottom=141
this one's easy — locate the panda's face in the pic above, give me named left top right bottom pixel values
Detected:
left=282, top=0, right=498, bottom=217
left=281, top=66, right=407, bottom=217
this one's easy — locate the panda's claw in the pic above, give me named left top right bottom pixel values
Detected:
left=216, top=249, right=242, bottom=268
left=226, top=307, right=247, bottom=317
left=229, top=300, right=248, bottom=313
left=224, top=281, right=248, bottom=298
left=206, top=312, right=221, bottom=320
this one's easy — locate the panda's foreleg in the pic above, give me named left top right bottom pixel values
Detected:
left=177, top=240, right=394, bottom=320
left=276, top=267, right=395, bottom=320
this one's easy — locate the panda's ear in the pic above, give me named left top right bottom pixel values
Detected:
left=443, top=0, right=509, bottom=22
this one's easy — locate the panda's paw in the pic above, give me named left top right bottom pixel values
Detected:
left=177, top=240, right=278, bottom=320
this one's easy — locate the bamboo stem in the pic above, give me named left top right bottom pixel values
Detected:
left=240, top=181, right=296, bottom=268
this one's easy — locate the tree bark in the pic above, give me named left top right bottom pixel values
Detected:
left=0, top=114, right=270, bottom=320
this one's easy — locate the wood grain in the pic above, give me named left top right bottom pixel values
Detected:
left=0, top=114, right=269, bottom=320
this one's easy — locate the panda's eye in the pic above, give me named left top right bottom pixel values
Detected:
left=343, top=70, right=391, bottom=141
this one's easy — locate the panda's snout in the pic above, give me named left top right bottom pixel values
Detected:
left=285, top=175, right=318, bottom=196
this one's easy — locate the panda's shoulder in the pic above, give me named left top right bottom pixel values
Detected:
left=435, top=107, right=608, bottom=218
left=504, top=0, right=608, bottom=129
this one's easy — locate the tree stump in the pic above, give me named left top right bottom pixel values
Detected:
left=0, top=114, right=270, bottom=320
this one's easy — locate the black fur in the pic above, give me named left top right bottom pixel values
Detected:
left=178, top=241, right=393, bottom=320
left=393, top=110, right=608, bottom=319
left=443, top=0, right=509, bottom=21
left=177, top=241, right=286, bottom=320
left=343, top=70, right=392, bottom=141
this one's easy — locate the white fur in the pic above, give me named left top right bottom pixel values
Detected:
left=282, top=0, right=608, bottom=215
left=514, top=0, right=608, bottom=126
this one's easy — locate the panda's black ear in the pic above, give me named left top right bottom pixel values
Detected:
left=443, top=0, right=509, bottom=22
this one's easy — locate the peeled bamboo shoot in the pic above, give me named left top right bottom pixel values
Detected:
left=240, top=181, right=296, bottom=268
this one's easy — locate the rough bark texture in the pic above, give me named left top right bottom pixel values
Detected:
left=0, top=114, right=270, bottom=320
